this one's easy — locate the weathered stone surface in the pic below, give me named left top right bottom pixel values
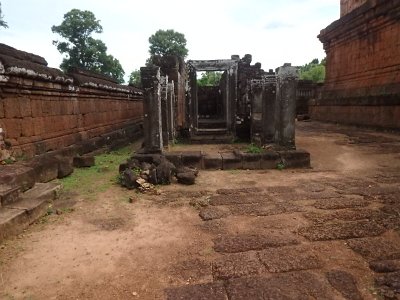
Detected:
left=199, top=207, right=229, bottom=221
left=216, top=187, right=263, bottom=195
left=176, top=172, right=196, bottom=185
left=375, top=271, right=400, bottom=298
left=279, top=149, right=310, bottom=168
left=326, top=270, right=362, bottom=300
left=303, top=209, right=383, bottom=224
left=221, top=152, right=242, bottom=170
left=0, top=164, right=35, bottom=191
left=28, top=155, right=59, bottom=183
left=313, top=1, right=400, bottom=129
left=181, top=151, right=203, bottom=169
left=203, top=153, right=223, bottom=170
left=212, top=252, right=265, bottom=280
left=298, top=221, right=385, bottom=241
left=56, top=156, right=74, bottom=178
left=258, top=245, right=321, bottom=273
left=155, top=160, right=174, bottom=185
left=73, top=155, right=95, bottom=168
left=370, top=260, right=400, bottom=273
left=260, top=151, right=280, bottom=169
left=228, top=203, right=303, bottom=217
left=213, top=233, right=299, bottom=253
left=266, top=186, right=295, bottom=194
left=120, top=169, right=139, bottom=190
left=165, top=282, right=227, bottom=300
left=0, top=185, right=20, bottom=206
left=313, top=198, right=369, bottom=210
left=209, top=194, right=268, bottom=206
left=240, top=152, right=261, bottom=170
left=226, top=272, right=334, bottom=300
left=347, top=237, right=400, bottom=261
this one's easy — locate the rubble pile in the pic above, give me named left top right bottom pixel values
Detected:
left=118, top=154, right=198, bottom=192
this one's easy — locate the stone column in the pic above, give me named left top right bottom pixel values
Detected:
left=249, top=79, right=264, bottom=144
left=262, top=70, right=276, bottom=144
left=141, top=67, right=163, bottom=153
left=167, top=82, right=175, bottom=142
left=160, top=75, right=169, bottom=147
left=274, top=64, right=298, bottom=149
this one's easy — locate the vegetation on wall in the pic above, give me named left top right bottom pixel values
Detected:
left=0, top=2, right=8, bottom=28
left=129, top=69, right=141, bottom=87
left=197, top=71, right=223, bottom=87
left=299, top=58, right=326, bottom=83
left=51, top=9, right=125, bottom=83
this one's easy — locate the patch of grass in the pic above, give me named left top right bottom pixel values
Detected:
left=57, top=145, right=133, bottom=200
left=246, top=143, right=263, bottom=154
left=277, top=162, right=286, bottom=171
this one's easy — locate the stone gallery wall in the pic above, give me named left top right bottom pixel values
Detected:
left=0, top=44, right=143, bottom=158
left=311, top=0, right=400, bottom=129
left=340, top=0, right=368, bottom=16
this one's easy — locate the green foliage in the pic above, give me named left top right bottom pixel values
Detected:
left=52, top=9, right=125, bottom=83
left=299, top=58, right=326, bottom=83
left=276, top=162, right=285, bottom=171
left=0, top=2, right=8, bottom=28
left=129, top=69, right=141, bottom=87
left=246, top=143, right=263, bottom=154
left=58, top=146, right=132, bottom=200
left=197, top=72, right=222, bottom=87
left=148, top=29, right=188, bottom=58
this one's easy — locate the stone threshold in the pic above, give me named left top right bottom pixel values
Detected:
left=133, top=149, right=311, bottom=170
left=0, top=182, right=61, bottom=244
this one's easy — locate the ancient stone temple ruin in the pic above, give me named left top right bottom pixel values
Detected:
left=310, top=0, right=400, bottom=129
left=138, top=55, right=310, bottom=170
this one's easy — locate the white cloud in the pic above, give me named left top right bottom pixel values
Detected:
left=1, top=0, right=339, bottom=81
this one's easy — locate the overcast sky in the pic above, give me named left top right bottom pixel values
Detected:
left=1, top=0, right=339, bottom=80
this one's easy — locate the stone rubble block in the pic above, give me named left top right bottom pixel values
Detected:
left=73, top=155, right=95, bottom=168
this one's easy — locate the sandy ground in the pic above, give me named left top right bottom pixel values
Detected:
left=0, top=121, right=399, bottom=300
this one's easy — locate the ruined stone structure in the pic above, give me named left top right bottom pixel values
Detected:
left=141, top=55, right=303, bottom=151
left=0, top=44, right=144, bottom=159
left=310, top=0, right=400, bottom=129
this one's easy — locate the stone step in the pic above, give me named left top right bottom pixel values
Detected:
left=198, top=121, right=227, bottom=129
left=0, top=182, right=61, bottom=243
left=0, top=185, right=20, bottom=207
left=191, top=135, right=234, bottom=144
left=195, top=128, right=228, bottom=136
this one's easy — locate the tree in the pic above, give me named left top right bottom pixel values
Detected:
left=299, top=58, right=325, bottom=83
left=148, top=29, right=188, bottom=58
left=0, top=2, right=8, bottom=28
left=197, top=72, right=222, bottom=87
left=128, top=69, right=141, bottom=87
left=52, top=9, right=125, bottom=83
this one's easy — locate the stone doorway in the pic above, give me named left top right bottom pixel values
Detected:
left=187, top=59, right=239, bottom=143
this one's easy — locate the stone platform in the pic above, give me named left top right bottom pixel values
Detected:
left=133, top=149, right=310, bottom=170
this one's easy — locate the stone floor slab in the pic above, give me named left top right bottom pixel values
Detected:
left=199, top=207, right=229, bottom=221
left=213, top=233, right=300, bottom=253
left=209, top=194, right=269, bottom=206
left=298, top=220, right=385, bottom=241
left=226, top=272, right=335, bottom=300
left=258, top=245, right=321, bottom=273
left=326, top=270, right=362, bottom=300
left=347, top=237, right=400, bottom=261
left=165, top=282, right=227, bottom=300
left=313, top=198, right=369, bottom=210
left=212, top=252, right=265, bottom=280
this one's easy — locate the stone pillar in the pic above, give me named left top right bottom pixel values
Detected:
left=141, top=67, right=163, bottom=153
left=167, top=82, right=175, bottom=142
left=249, top=79, right=264, bottom=144
left=160, top=75, right=169, bottom=147
left=274, top=64, right=298, bottom=149
left=263, top=70, right=276, bottom=144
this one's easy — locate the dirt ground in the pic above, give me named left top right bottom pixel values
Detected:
left=1, top=121, right=400, bottom=300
